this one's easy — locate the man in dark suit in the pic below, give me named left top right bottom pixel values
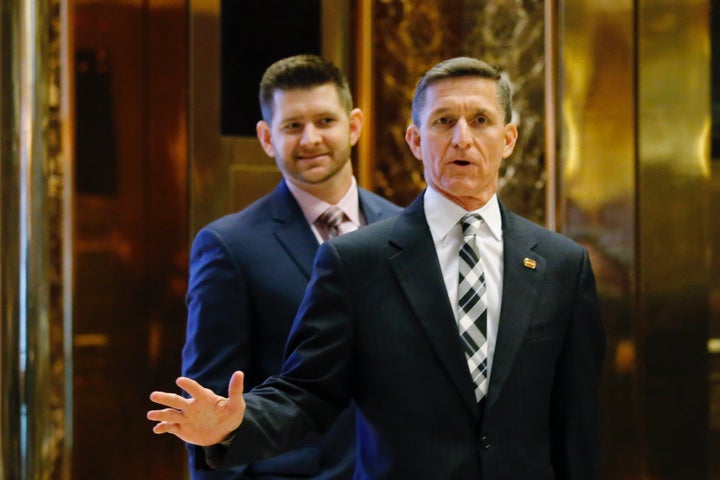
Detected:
left=150, top=57, right=605, bottom=479
left=180, top=54, right=401, bottom=479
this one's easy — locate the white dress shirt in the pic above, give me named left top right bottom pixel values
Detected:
left=423, top=186, right=504, bottom=381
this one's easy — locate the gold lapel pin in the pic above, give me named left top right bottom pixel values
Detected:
left=523, top=258, right=537, bottom=270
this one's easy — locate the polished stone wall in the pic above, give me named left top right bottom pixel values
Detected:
left=370, top=0, right=547, bottom=225
left=47, top=0, right=71, bottom=477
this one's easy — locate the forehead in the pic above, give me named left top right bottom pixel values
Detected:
left=271, top=83, right=343, bottom=116
left=421, top=76, right=500, bottom=116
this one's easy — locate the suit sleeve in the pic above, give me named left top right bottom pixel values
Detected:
left=181, top=227, right=253, bottom=475
left=218, top=240, right=354, bottom=468
left=549, top=248, right=606, bottom=479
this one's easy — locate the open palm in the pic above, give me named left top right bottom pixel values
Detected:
left=147, top=370, right=246, bottom=446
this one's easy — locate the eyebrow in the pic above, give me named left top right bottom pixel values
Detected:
left=428, top=107, right=453, bottom=116
left=280, top=110, right=340, bottom=123
left=428, top=106, right=493, bottom=118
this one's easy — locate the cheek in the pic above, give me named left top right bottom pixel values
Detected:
left=276, top=143, right=295, bottom=165
left=334, top=131, right=351, bottom=150
left=282, top=139, right=297, bottom=155
left=422, top=142, right=442, bottom=164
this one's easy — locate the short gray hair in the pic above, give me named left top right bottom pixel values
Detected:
left=411, top=57, right=513, bottom=125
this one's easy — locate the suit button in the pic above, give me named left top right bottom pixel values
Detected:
left=480, top=435, right=490, bottom=450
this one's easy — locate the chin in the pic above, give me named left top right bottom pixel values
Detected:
left=299, top=172, right=335, bottom=185
left=442, top=180, right=480, bottom=197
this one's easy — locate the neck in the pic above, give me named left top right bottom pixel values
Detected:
left=290, top=165, right=354, bottom=205
left=444, top=192, right=493, bottom=212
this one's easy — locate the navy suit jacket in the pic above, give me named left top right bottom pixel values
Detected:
left=182, top=179, right=401, bottom=479
left=215, top=192, right=605, bottom=479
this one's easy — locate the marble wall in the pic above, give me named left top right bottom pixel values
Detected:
left=370, top=0, right=547, bottom=225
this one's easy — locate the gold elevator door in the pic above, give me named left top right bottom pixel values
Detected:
left=72, top=1, right=188, bottom=478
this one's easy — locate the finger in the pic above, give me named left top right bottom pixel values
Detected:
left=152, top=421, right=179, bottom=435
left=147, top=407, right=185, bottom=423
left=149, top=391, right=188, bottom=410
left=227, top=371, right=245, bottom=403
left=175, top=376, right=207, bottom=398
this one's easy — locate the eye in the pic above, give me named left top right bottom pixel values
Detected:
left=473, top=115, right=488, bottom=125
left=432, top=116, right=455, bottom=127
left=281, top=122, right=302, bottom=132
left=317, top=117, right=336, bottom=127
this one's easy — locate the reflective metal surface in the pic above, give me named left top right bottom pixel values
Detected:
left=1, top=0, right=71, bottom=478
left=71, top=1, right=189, bottom=477
left=557, top=2, right=638, bottom=474
left=1, top=0, right=23, bottom=476
left=637, top=1, right=711, bottom=477
left=557, top=0, right=713, bottom=477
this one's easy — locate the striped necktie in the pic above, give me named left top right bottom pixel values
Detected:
left=317, top=206, right=344, bottom=240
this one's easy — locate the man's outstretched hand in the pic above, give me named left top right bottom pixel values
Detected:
left=147, top=370, right=246, bottom=446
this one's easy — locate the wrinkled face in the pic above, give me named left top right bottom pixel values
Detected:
left=256, top=84, right=362, bottom=188
left=405, top=76, right=518, bottom=210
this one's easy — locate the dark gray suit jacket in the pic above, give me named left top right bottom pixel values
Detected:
left=182, top=179, right=401, bottom=479
left=216, top=192, right=605, bottom=479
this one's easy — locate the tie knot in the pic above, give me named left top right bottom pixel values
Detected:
left=318, top=206, right=344, bottom=229
left=460, top=213, right=483, bottom=237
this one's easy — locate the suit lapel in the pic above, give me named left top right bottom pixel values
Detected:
left=387, top=195, right=481, bottom=417
left=270, top=181, right=319, bottom=279
left=485, top=204, right=545, bottom=411
left=358, top=189, right=385, bottom=223
left=270, top=183, right=396, bottom=280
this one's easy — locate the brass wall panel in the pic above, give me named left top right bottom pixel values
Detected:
left=557, top=0, right=713, bottom=478
left=712, top=159, right=720, bottom=479
left=369, top=0, right=547, bottom=222
left=557, top=3, right=638, bottom=474
left=71, top=1, right=189, bottom=478
left=189, top=0, right=235, bottom=236
left=637, top=0, right=711, bottom=478
left=229, top=164, right=283, bottom=212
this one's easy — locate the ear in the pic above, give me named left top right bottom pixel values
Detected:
left=348, top=108, right=363, bottom=147
left=405, top=124, right=423, bottom=161
left=256, top=121, right=275, bottom=158
left=502, top=123, right=519, bottom=159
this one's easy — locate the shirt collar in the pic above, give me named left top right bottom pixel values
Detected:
left=285, top=176, right=361, bottom=226
left=424, top=185, right=503, bottom=242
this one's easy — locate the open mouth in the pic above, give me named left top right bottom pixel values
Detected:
left=452, top=160, right=471, bottom=166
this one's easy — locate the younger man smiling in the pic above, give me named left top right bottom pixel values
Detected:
left=180, top=55, right=400, bottom=479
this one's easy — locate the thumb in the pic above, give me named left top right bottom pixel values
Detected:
left=227, top=370, right=245, bottom=405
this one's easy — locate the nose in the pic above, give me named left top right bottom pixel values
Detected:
left=452, top=119, right=472, bottom=149
left=300, top=123, right=321, bottom=145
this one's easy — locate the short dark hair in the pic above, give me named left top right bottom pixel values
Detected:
left=258, top=54, right=354, bottom=122
left=411, top=57, right=513, bottom=125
